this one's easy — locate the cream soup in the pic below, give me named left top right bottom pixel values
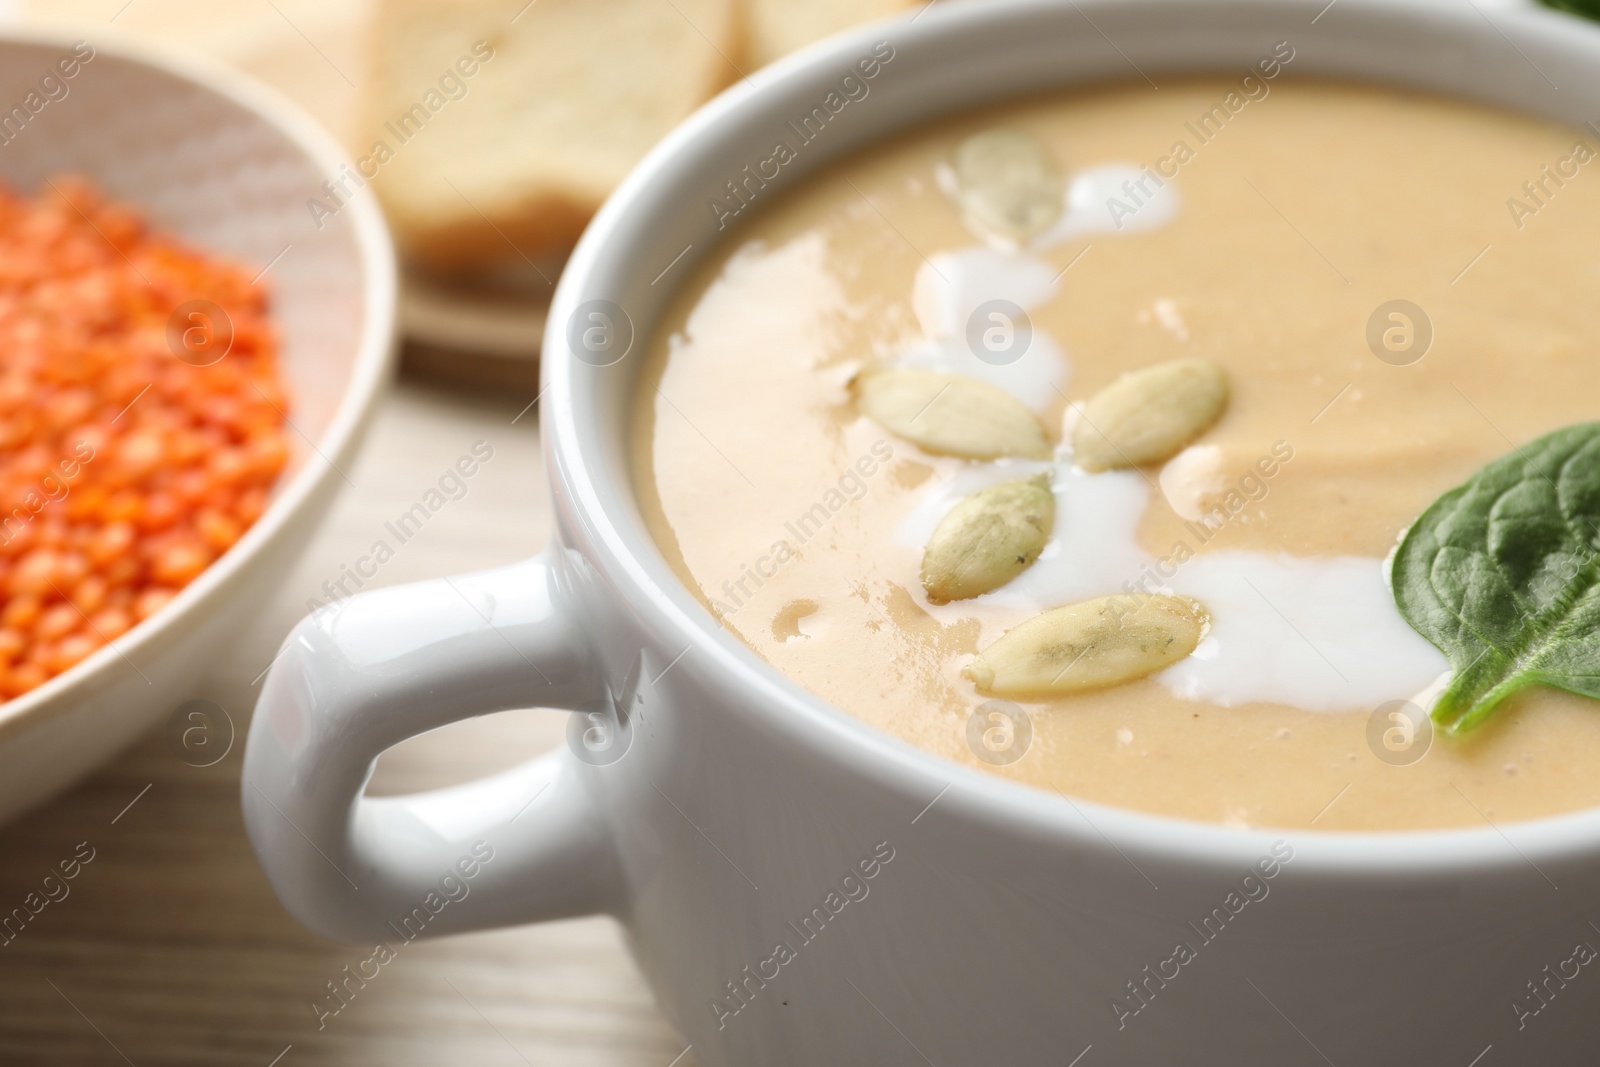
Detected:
left=632, top=78, right=1600, bottom=830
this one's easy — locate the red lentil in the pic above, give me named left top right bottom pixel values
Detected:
left=0, top=177, right=289, bottom=700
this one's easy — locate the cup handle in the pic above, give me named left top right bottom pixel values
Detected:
left=241, top=550, right=620, bottom=943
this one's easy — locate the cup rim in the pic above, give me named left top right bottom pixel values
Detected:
left=0, top=24, right=397, bottom=741
left=545, top=0, right=1600, bottom=872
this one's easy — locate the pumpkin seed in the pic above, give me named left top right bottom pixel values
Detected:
left=964, top=593, right=1208, bottom=694
left=952, top=128, right=1064, bottom=242
left=856, top=368, right=1050, bottom=460
left=1073, top=358, right=1228, bottom=472
left=922, top=474, right=1054, bottom=602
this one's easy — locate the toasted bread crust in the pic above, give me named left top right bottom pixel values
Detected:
left=745, top=0, right=921, bottom=68
left=361, top=0, right=919, bottom=272
left=361, top=0, right=741, bottom=271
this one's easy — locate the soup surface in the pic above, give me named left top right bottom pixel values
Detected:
left=632, top=76, right=1600, bottom=830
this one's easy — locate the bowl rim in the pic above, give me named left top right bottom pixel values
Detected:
left=547, top=0, right=1600, bottom=872
left=0, top=22, right=397, bottom=740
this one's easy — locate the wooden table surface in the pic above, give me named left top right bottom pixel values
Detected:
left=0, top=377, right=697, bottom=1066
left=0, top=5, right=698, bottom=1063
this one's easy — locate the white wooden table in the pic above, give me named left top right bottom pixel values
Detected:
left=0, top=377, right=697, bottom=1067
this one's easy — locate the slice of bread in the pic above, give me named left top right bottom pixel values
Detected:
left=358, top=0, right=741, bottom=271
left=744, top=0, right=922, bottom=69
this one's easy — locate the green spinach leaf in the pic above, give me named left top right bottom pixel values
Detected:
left=1539, top=0, right=1600, bottom=23
left=1390, top=422, right=1600, bottom=734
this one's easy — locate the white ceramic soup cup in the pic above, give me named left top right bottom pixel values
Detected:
left=243, top=1, right=1600, bottom=1062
